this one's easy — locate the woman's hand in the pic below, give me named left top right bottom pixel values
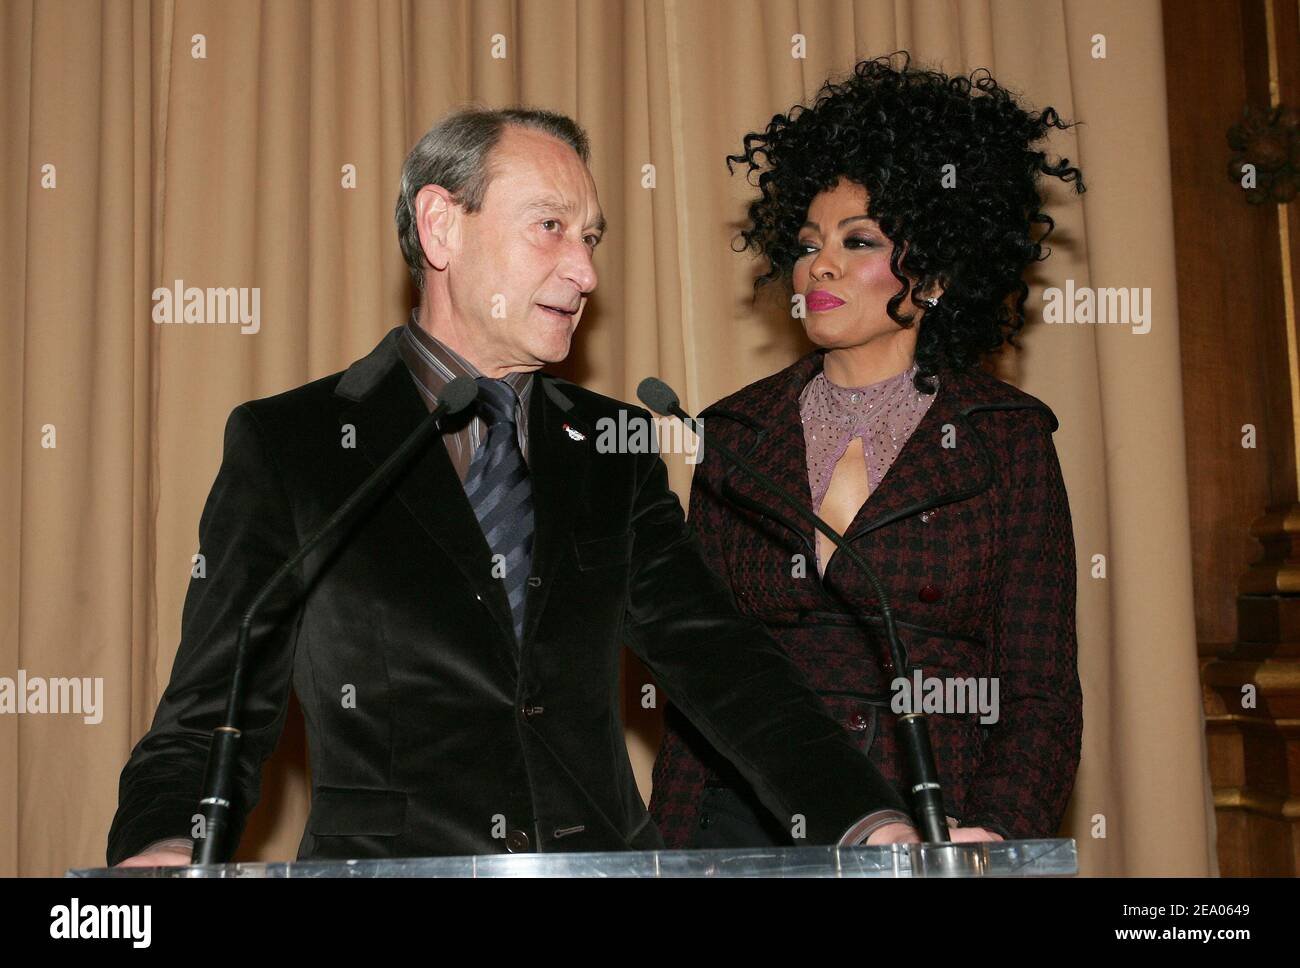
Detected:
left=944, top=815, right=1004, bottom=842
left=947, top=826, right=1004, bottom=842
left=864, top=821, right=922, bottom=845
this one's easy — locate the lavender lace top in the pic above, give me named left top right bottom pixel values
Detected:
left=800, top=362, right=938, bottom=571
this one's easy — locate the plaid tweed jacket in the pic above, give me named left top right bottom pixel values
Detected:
left=649, top=348, right=1083, bottom=845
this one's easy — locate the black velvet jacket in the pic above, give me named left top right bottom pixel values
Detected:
left=106, top=325, right=908, bottom=863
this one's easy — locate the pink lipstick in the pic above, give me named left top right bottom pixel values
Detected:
left=806, top=290, right=845, bottom=312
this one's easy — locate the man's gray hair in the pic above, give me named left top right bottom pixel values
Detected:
left=395, top=106, right=591, bottom=291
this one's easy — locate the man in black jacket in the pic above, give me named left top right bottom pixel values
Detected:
left=108, top=107, right=918, bottom=866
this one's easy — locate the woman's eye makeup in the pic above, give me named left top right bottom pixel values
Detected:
left=795, top=235, right=875, bottom=255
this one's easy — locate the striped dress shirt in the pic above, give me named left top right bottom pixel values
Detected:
left=396, top=311, right=535, bottom=481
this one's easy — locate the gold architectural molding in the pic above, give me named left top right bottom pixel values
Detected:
left=1239, top=503, right=1300, bottom=593
left=1212, top=787, right=1300, bottom=819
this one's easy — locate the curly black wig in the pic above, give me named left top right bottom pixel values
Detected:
left=728, top=51, right=1085, bottom=394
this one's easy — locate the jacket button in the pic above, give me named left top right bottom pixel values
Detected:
left=918, top=583, right=942, bottom=603
left=521, top=703, right=544, bottom=717
left=882, top=658, right=895, bottom=673
left=506, top=829, right=531, bottom=852
left=920, top=509, right=936, bottom=523
left=848, top=712, right=869, bottom=731
left=699, top=813, right=714, bottom=829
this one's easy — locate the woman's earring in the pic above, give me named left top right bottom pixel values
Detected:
left=923, top=296, right=938, bottom=307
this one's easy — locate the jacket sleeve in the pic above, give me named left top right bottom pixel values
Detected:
left=623, top=411, right=910, bottom=844
left=960, top=409, right=1083, bottom=839
left=106, top=404, right=303, bottom=864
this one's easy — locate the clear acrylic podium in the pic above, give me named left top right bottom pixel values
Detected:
left=69, top=839, right=1076, bottom=878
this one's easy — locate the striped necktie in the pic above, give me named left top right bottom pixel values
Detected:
left=463, top=377, right=534, bottom=646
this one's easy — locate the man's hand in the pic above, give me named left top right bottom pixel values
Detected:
left=114, top=846, right=193, bottom=868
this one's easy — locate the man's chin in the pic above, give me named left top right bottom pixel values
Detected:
left=531, top=334, right=574, bottom=366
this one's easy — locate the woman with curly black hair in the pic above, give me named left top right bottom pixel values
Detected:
left=649, top=52, right=1086, bottom=848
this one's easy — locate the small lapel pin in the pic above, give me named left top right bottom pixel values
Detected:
left=562, top=422, right=586, bottom=442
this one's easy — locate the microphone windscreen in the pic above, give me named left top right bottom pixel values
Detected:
left=439, top=376, right=479, bottom=416
left=637, top=377, right=680, bottom=417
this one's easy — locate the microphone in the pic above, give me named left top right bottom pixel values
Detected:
left=637, top=376, right=952, bottom=845
left=192, top=375, right=479, bottom=865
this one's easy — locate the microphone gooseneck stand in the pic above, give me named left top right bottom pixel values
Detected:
left=192, top=376, right=480, bottom=865
left=637, top=377, right=952, bottom=846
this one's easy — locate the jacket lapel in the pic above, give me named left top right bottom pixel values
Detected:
left=519, top=374, right=592, bottom=652
left=334, top=326, right=516, bottom=646
left=839, top=360, right=992, bottom=542
left=717, top=355, right=821, bottom=558
left=718, top=351, right=998, bottom=558
left=334, top=328, right=598, bottom=656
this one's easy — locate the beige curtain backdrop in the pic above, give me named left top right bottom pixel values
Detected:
left=0, top=0, right=1216, bottom=877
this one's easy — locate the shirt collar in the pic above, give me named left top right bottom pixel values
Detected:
left=400, top=310, right=534, bottom=402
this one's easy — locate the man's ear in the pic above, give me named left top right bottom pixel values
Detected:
left=414, top=184, right=460, bottom=273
